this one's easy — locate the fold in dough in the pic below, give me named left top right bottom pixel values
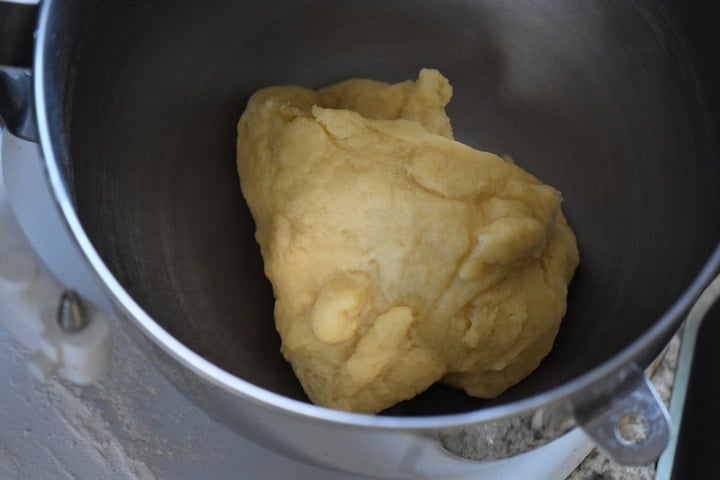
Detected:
left=237, top=69, right=579, bottom=413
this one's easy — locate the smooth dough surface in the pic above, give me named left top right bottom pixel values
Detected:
left=236, top=69, right=579, bottom=413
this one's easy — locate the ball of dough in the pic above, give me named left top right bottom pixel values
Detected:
left=236, top=69, right=579, bottom=414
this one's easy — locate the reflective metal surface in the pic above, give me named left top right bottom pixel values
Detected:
left=0, top=67, right=37, bottom=141
left=25, top=0, right=720, bottom=471
left=578, top=375, right=670, bottom=465
left=0, top=1, right=37, bottom=67
left=56, top=290, right=88, bottom=333
left=0, top=1, right=38, bottom=140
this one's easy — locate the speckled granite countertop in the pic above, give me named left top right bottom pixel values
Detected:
left=567, top=333, right=681, bottom=480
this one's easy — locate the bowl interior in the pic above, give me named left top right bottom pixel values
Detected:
left=63, top=0, right=720, bottom=414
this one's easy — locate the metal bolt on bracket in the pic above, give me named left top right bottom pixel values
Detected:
left=57, top=289, right=87, bottom=333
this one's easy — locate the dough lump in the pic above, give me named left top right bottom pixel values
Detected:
left=236, top=69, right=579, bottom=413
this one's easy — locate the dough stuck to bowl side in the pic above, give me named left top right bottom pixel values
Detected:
left=236, top=69, right=579, bottom=414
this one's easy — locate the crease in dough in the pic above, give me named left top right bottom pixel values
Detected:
left=237, top=68, right=579, bottom=414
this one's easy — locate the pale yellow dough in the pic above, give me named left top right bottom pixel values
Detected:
left=236, top=69, right=579, bottom=413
